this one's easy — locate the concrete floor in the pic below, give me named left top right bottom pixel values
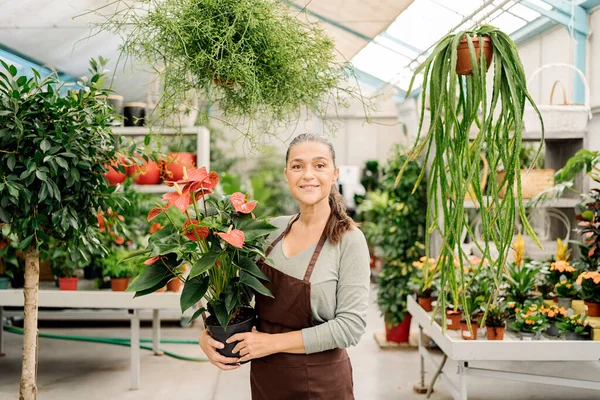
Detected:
left=1, top=287, right=600, bottom=399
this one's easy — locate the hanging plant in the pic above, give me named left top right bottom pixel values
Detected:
left=95, top=0, right=360, bottom=139
left=396, top=25, right=544, bottom=330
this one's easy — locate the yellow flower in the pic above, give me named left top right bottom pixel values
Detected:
left=513, top=234, right=525, bottom=267
left=555, top=238, right=570, bottom=262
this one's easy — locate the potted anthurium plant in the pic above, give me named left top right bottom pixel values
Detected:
left=126, top=166, right=277, bottom=358
left=396, top=25, right=543, bottom=329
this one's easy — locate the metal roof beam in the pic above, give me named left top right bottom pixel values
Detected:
left=511, top=17, right=557, bottom=45
left=576, top=0, right=600, bottom=12
left=521, top=1, right=589, bottom=35
left=540, top=0, right=576, bottom=15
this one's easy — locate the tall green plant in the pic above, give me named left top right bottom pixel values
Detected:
left=396, top=25, right=543, bottom=329
left=0, top=58, right=120, bottom=399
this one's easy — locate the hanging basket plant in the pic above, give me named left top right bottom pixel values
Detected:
left=396, top=25, right=545, bottom=330
left=97, top=0, right=358, bottom=137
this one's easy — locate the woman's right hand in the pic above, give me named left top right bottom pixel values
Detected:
left=199, top=328, right=240, bottom=370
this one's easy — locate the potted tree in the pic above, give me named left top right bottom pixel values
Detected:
left=556, top=311, right=590, bottom=340
left=124, top=167, right=277, bottom=358
left=396, top=25, right=543, bottom=328
left=0, top=58, right=125, bottom=398
left=485, top=302, right=509, bottom=340
left=576, top=271, right=600, bottom=317
left=377, top=262, right=413, bottom=343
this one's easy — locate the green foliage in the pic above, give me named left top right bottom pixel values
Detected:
left=43, top=240, right=89, bottom=278
left=376, top=262, right=412, bottom=325
left=555, top=311, right=590, bottom=336
left=0, top=58, right=119, bottom=255
left=577, top=271, right=600, bottom=303
left=485, top=302, right=509, bottom=328
left=510, top=301, right=549, bottom=334
left=398, top=25, right=543, bottom=322
left=98, top=0, right=357, bottom=140
left=0, top=238, right=21, bottom=278
left=100, top=249, right=140, bottom=278
left=553, top=276, right=579, bottom=298
left=504, top=262, right=540, bottom=304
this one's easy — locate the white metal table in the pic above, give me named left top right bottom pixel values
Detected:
left=407, top=296, right=600, bottom=400
left=0, top=289, right=182, bottom=390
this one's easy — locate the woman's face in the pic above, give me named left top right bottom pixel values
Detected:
left=285, top=141, right=339, bottom=207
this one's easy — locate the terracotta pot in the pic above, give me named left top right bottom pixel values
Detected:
left=446, top=310, right=462, bottom=330
left=104, top=162, right=127, bottom=186
left=585, top=301, right=600, bottom=317
left=132, top=160, right=162, bottom=185
left=369, top=254, right=376, bottom=269
left=110, top=277, right=129, bottom=292
left=167, top=278, right=182, bottom=292
left=58, top=277, right=79, bottom=291
left=486, top=326, right=505, bottom=340
left=163, top=152, right=196, bottom=181
left=156, top=286, right=167, bottom=293
left=461, top=321, right=479, bottom=340
left=385, top=313, right=412, bottom=343
left=418, top=297, right=434, bottom=312
left=456, top=35, right=493, bottom=75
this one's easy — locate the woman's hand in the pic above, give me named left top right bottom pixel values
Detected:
left=199, top=328, right=240, bottom=371
left=227, top=327, right=277, bottom=363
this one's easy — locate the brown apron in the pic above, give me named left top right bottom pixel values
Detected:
left=250, top=214, right=354, bottom=400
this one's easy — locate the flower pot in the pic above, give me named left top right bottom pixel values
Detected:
left=213, top=76, right=235, bottom=89
left=104, top=162, right=127, bottom=186
left=162, top=152, right=196, bottom=181
left=155, top=286, right=167, bottom=293
left=418, top=297, right=434, bottom=312
left=584, top=301, right=600, bottom=317
left=83, top=265, right=103, bottom=280
left=123, top=102, right=146, bottom=127
left=564, top=331, right=586, bottom=341
left=519, top=332, right=540, bottom=341
left=0, top=277, right=9, bottom=290
left=385, top=313, right=412, bottom=343
left=557, top=297, right=572, bottom=310
left=10, top=270, right=25, bottom=289
left=206, top=307, right=256, bottom=364
left=460, top=321, right=479, bottom=340
left=58, top=277, right=79, bottom=291
left=369, top=254, right=376, bottom=269
left=132, top=160, right=162, bottom=185
left=446, top=310, right=462, bottom=331
left=486, top=326, right=505, bottom=340
left=456, top=35, right=493, bottom=75
left=506, top=317, right=516, bottom=332
left=107, top=94, right=124, bottom=126
left=545, top=322, right=559, bottom=337
left=110, top=277, right=129, bottom=292
left=166, top=278, right=182, bottom=292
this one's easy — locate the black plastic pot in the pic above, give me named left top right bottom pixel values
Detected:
left=83, top=265, right=103, bottom=280
left=107, top=94, right=124, bottom=126
left=10, top=270, right=25, bottom=289
left=206, top=310, right=256, bottom=364
left=123, top=102, right=146, bottom=127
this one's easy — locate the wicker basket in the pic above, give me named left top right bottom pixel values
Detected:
left=496, top=169, right=555, bottom=199
left=523, top=63, right=591, bottom=134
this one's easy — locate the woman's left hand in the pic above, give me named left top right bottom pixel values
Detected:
left=227, top=327, right=276, bottom=363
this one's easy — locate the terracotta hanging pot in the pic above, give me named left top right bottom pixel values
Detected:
left=456, top=35, right=493, bottom=75
left=132, top=159, right=162, bottom=185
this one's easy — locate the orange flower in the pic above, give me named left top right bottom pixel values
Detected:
left=230, top=192, right=257, bottom=214
left=216, top=227, right=245, bottom=249
left=149, top=222, right=164, bottom=234
left=547, top=311, right=555, bottom=318
left=525, top=319, right=535, bottom=325
left=551, top=260, right=574, bottom=273
left=114, top=236, right=125, bottom=245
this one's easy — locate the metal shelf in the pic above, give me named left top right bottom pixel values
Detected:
left=463, top=196, right=580, bottom=209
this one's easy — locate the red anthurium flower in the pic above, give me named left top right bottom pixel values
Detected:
left=183, top=220, right=209, bottom=241
left=114, top=236, right=125, bottom=245
left=144, top=256, right=161, bottom=265
left=216, top=227, right=245, bottom=249
left=149, top=222, right=164, bottom=234
left=165, top=167, right=209, bottom=187
left=96, top=213, right=106, bottom=232
left=195, top=187, right=214, bottom=201
left=162, top=184, right=192, bottom=213
left=230, top=192, right=257, bottom=214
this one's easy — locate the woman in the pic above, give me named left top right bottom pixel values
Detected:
left=199, top=133, right=370, bottom=399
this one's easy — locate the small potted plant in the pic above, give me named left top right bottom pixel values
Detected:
left=553, top=276, right=580, bottom=309
left=410, top=256, right=438, bottom=312
left=505, top=301, right=521, bottom=332
left=460, top=292, right=484, bottom=340
left=485, top=302, right=509, bottom=340
left=555, top=311, right=590, bottom=340
left=539, top=304, right=568, bottom=337
left=101, top=250, right=138, bottom=291
left=576, top=271, right=600, bottom=317
left=125, top=167, right=277, bottom=358
left=510, top=301, right=549, bottom=340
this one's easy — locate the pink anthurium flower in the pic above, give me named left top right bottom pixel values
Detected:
left=144, top=256, right=161, bottom=265
left=216, top=226, right=245, bottom=249
left=183, top=220, right=209, bottom=241
left=230, top=192, right=257, bottom=214
left=162, top=184, right=192, bottom=213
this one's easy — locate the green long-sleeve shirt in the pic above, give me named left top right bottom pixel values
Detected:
left=265, top=216, right=370, bottom=354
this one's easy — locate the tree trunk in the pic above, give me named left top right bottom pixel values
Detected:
left=19, top=248, right=39, bottom=400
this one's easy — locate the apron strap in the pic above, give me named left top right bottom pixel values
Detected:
left=303, top=228, right=328, bottom=282
left=265, top=214, right=300, bottom=257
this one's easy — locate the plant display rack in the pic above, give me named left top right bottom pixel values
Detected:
left=407, top=296, right=600, bottom=400
left=112, top=126, right=211, bottom=193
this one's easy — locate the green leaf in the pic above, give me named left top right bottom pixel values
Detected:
left=234, top=218, right=277, bottom=242
left=180, top=275, right=209, bottom=313
left=55, top=157, right=69, bottom=170
left=187, top=307, right=207, bottom=325
left=127, top=262, right=172, bottom=294
left=225, top=289, right=238, bottom=314
left=144, top=134, right=151, bottom=146
left=19, top=234, right=35, bottom=250
left=38, top=183, right=48, bottom=203
left=9, top=65, right=17, bottom=76
left=189, top=250, right=220, bottom=279
left=40, top=139, right=51, bottom=153
left=212, top=301, right=230, bottom=329
left=35, top=170, right=48, bottom=181
left=236, top=257, right=268, bottom=281
left=0, top=207, right=9, bottom=223
left=70, top=168, right=80, bottom=181
left=239, top=271, right=273, bottom=298
left=7, top=155, right=15, bottom=171
left=16, top=76, right=27, bottom=86
left=149, top=242, right=181, bottom=257
left=134, top=276, right=172, bottom=298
